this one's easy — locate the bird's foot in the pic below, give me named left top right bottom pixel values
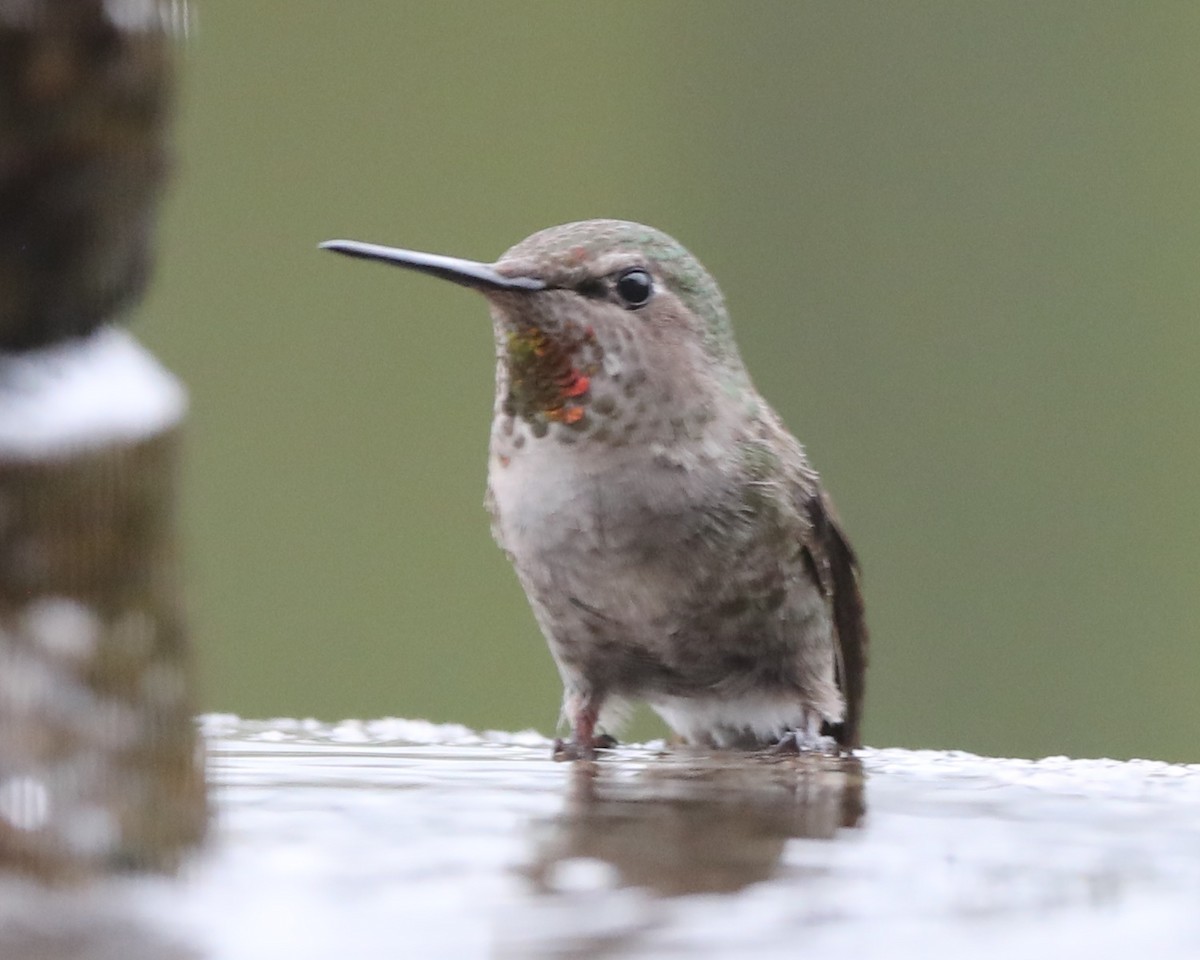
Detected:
left=551, top=733, right=618, bottom=762
left=767, top=728, right=837, bottom=756
left=554, top=691, right=615, bottom=760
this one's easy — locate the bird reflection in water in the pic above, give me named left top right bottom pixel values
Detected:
left=524, top=751, right=865, bottom=898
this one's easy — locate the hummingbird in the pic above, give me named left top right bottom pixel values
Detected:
left=321, top=220, right=867, bottom=760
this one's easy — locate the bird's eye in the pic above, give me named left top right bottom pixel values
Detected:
left=614, top=268, right=654, bottom=309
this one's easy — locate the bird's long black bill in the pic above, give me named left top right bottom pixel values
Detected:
left=319, top=239, right=545, bottom=292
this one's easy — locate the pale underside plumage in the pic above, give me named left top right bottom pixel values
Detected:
left=488, top=392, right=853, bottom=750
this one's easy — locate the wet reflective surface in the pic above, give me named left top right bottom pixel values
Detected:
left=4, top=716, right=1200, bottom=959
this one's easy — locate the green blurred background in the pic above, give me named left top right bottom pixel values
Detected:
left=140, top=2, right=1200, bottom=762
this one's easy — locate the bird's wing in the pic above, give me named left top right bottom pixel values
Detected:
left=801, top=490, right=869, bottom=748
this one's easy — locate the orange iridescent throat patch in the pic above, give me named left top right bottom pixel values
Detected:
left=503, top=325, right=595, bottom=425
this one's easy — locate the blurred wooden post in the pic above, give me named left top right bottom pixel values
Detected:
left=0, top=0, right=206, bottom=879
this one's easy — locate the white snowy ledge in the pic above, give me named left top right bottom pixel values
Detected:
left=0, top=327, right=187, bottom=459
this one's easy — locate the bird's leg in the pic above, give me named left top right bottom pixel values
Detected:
left=552, top=691, right=616, bottom=760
